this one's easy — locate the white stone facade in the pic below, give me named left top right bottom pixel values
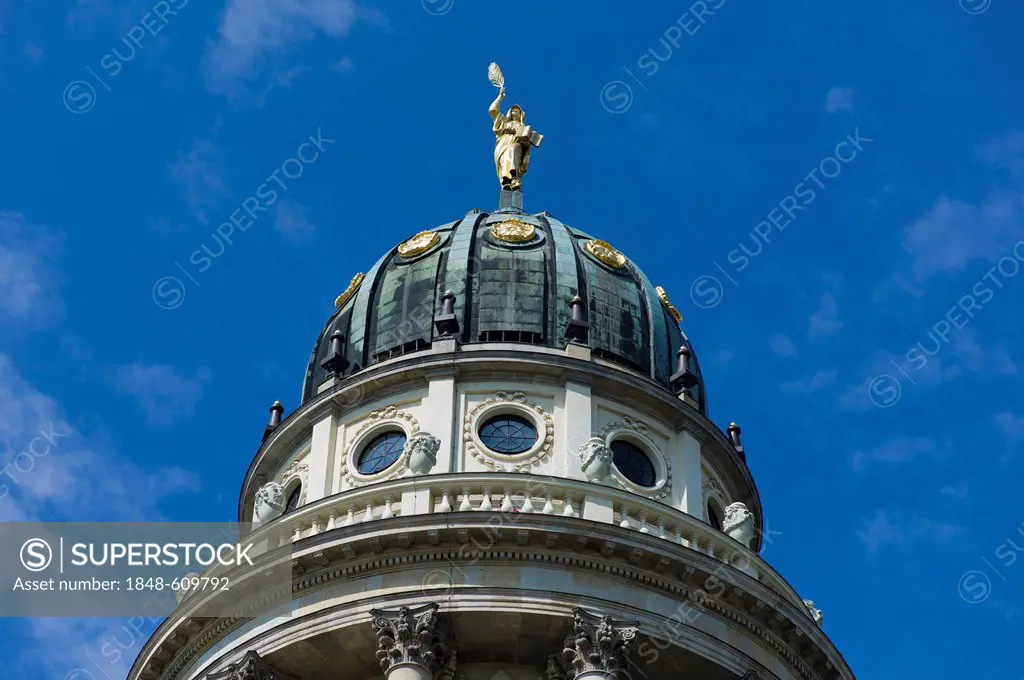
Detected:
left=130, top=345, right=854, bottom=680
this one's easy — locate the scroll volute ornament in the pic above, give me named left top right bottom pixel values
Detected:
left=561, top=609, right=639, bottom=679
left=371, top=603, right=448, bottom=674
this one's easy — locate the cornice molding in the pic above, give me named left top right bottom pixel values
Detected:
left=131, top=515, right=850, bottom=680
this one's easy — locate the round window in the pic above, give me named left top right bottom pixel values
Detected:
left=479, top=414, right=539, bottom=455
left=611, top=440, right=657, bottom=488
left=357, top=431, right=407, bottom=475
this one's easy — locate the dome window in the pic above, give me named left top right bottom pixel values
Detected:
left=707, top=499, right=724, bottom=530
left=357, top=431, right=407, bottom=475
left=283, top=484, right=301, bottom=514
left=479, top=414, right=538, bottom=455
left=610, top=440, right=657, bottom=488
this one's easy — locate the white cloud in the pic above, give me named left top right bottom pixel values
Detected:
left=274, top=199, right=316, bottom=240
left=0, top=354, right=200, bottom=521
left=204, top=0, right=374, bottom=94
left=780, top=369, right=837, bottom=395
left=169, top=139, right=229, bottom=223
left=940, top=482, right=969, bottom=500
left=858, top=509, right=964, bottom=552
left=23, top=43, right=44, bottom=62
left=107, top=362, right=208, bottom=427
left=995, top=412, right=1024, bottom=441
left=903, top=191, right=1023, bottom=280
left=808, top=292, right=842, bottom=339
left=902, top=131, right=1024, bottom=281
left=0, top=212, right=63, bottom=326
left=824, top=86, right=854, bottom=114
left=769, top=332, right=798, bottom=358
left=850, top=437, right=934, bottom=471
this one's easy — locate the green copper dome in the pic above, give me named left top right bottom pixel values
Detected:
left=301, top=207, right=706, bottom=411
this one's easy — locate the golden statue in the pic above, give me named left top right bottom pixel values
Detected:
left=487, top=62, right=543, bottom=192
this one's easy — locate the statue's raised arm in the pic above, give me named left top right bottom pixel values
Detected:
left=488, top=86, right=506, bottom=122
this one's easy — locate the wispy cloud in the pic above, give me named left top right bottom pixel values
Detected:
left=0, top=355, right=200, bottom=522
left=274, top=199, right=316, bottom=241
left=769, top=332, right=798, bottom=358
left=858, top=509, right=964, bottom=552
left=0, top=212, right=63, bottom=327
left=808, top=292, right=842, bottom=339
left=902, top=131, right=1024, bottom=282
left=995, top=412, right=1024, bottom=442
left=204, top=0, right=380, bottom=95
left=169, top=139, right=229, bottom=223
left=781, top=369, right=837, bottom=394
left=825, top=86, right=854, bottom=114
left=851, top=437, right=935, bottom=471
left=903, top=191, right=1023, bottom=281
left=107, top=362, right=208, bottom=427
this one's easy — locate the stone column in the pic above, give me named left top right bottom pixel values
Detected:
left=561, top=608, right=639, bottom=680
left=371, top=603, right=450, bottom=680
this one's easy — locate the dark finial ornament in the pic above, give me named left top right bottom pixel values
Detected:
left=370, top=603, right=448, bottom=675
left=434, top=290, right=460, bottom=337
left=564, top=295, right=589, bottom=344
left=263, top=401, right=284, bottom=442
left=670, top=345, right=699, bottom=393
left=320, top=330, right=350, bottom=376
left=561, top=608, right=639, bottom=679
left=728, top=421, right=746, bottom=459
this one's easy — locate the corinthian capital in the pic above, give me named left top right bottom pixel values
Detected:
left=371, top=603, right=448, bottom=675
left=207, top=651, right=293, bottom=680
left=561, top=609, right=639, bottom=679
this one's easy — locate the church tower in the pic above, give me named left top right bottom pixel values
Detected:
left=129, top=66, right=855, bottom=680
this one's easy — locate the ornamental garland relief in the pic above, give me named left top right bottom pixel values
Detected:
left=463, top=391, right=554, bottom=472
left=342, top=405, right=424, bottom=488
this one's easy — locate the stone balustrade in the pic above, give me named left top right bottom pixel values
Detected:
left=179, top=474, right=798, bottom=613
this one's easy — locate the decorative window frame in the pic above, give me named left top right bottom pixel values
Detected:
left=702, top=463, right=730, bottom=525
left=277, top=457, right=309, bottom=508
left=343, top=405, right=420, bottom=488
left=600, top=417, right=671, bottom=500
left=464, top=391, right=554, bottom=472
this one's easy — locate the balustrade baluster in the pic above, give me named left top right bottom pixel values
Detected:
left=479, top=487, right=493, bottom=511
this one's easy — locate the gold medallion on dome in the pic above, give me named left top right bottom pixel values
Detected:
left=656, top=286, right=683, bottom=323
left=490, top=218, right=536, bottom=243
left=584, top=239, right=626, bottom=269
left=334, top=273, right=365, bottom=310
left=397, top=230, right=440, bottom=258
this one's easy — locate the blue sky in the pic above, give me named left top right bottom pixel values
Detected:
left=1, top=0, right=1022, bottom=677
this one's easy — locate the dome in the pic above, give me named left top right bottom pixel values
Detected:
left=301, top=206, right=707, bottom=411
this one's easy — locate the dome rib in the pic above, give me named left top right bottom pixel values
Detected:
left=303, top=209, right=706, bottom=413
